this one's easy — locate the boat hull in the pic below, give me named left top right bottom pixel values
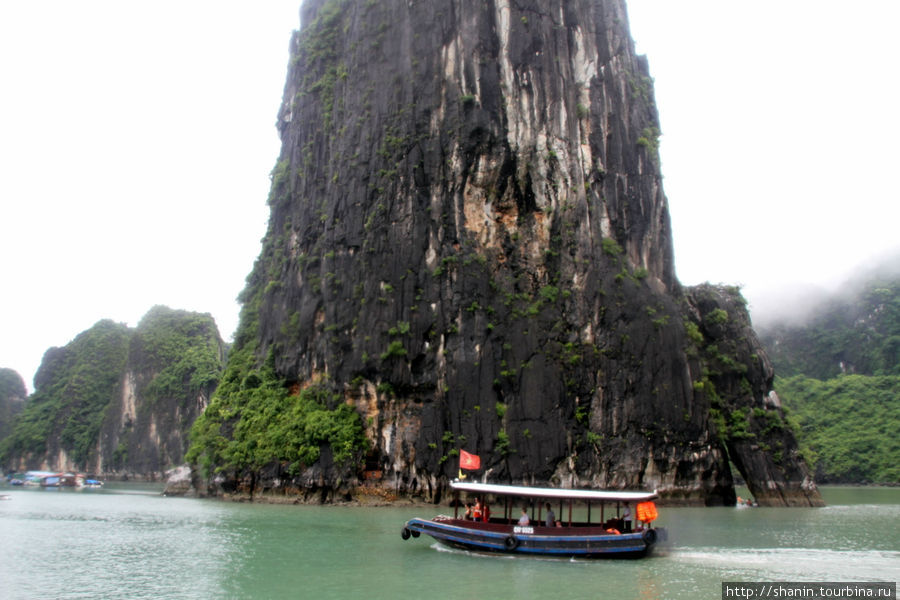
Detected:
left=403, top=517, right=661, bottom=559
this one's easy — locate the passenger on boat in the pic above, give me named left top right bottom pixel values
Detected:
left=464, top=502, right=474, bottom=520
left=473, top=500, right=483, bottom=521
left=518, top=507, right=530, bottom=526
left=544, top=502, right=555, bottom=527
left=623, top=503, right=633, bottom=532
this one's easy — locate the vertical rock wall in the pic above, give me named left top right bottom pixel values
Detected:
left=237, top=0, right=821, bottom=505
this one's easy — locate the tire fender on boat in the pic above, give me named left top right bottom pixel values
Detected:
left=504, top=535, right=519, bottom=550
left=642, top=529, right=657, bottom=545
left=401, top=527, right=411, bottom=540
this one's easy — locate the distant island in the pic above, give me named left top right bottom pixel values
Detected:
left=757, top=268, right=900, bottom=485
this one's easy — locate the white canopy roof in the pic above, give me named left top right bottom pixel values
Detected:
left=450, top=481, right=658, bottom=503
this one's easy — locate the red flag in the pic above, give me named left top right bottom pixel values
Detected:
left=459, top=449, right=481, bottom=471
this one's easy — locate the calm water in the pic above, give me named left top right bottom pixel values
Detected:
left=0, top=485, right=897, bottom=599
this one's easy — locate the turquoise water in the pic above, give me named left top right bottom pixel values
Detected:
left=0, top=485, right=897, bottom=599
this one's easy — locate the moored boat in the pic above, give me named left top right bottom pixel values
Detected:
left=40, top=473, right=85, bottom=488
left=402, top=481, right=666, bottom=559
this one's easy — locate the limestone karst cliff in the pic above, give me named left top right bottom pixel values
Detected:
left=0, top=368, right=27, bottom=442
left=188, top=0, right=822, bottom=506
left=0, top=307, right=225, bottom=478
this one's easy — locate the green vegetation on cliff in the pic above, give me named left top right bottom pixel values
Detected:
left=187, top=267, right=368, bottom=481
left=0, top=368, right=27, bottom=441
left=778, top=374, right=900, bottom=483
left=1, top=307, right=226, bottom=473
left=762, top=272, right=900, bottom=483
left=761, top=278, right=900, bottom=379
left=133, top=306, right=224, bottom=405
left=0, top=320, right=130, bottom=467
left=187, top=345, right=368, bottom=479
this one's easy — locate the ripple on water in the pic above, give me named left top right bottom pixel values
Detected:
left=671, top=546, right=900, bottom=582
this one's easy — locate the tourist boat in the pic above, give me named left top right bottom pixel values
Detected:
left=401, top=481, right=666, bottom=559
left=40, top=473, right=85, bottom=488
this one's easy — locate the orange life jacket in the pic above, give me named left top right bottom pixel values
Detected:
left=636, top=501, right=658, bottom=523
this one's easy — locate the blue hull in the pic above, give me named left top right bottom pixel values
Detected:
left=403, top=517, right=661, bottom=559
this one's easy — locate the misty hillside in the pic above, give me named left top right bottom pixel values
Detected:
left=756, top=269, right=900, bottom=484
left=757, top=276, right=900, bottom=379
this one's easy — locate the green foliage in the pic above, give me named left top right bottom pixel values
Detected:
left=636, top=126, right=661, bottom=159
left=0, top=368, right=26, bottom=399
left=495, top=430, right=512, bottom=457
left=135, top=306, right=224, bottom=404
left=188, top=354, right=367, bottom=477
left=707, top=309, right=729, bottom=325
left=756, top=275, right=900, bottom=483
left=387, top=321, right=410, bottom=336
left=291, top=0, right=353, bottom=134
left=684, top=319, right=704, bottom=345
left=727, top=408, right=754, bottom=440
left=776, top=374, right=900, bottom=483
left=380, top=340, right=407, bottom=360
left=495, top=402, right=507, bottom=419
left=601, top=237, right=623, bottom=258
left=575, top=403, right=590, bottom=426
left=538, top=285, right=559, bottom=304
left=760, top=278, right=900, bottom=378
left=1, top=320, right=130, bottom=467
left=0, top=369, right=26, bottom=440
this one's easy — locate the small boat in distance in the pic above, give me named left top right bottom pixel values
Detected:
left=402, top=481, right=666, bottom=559
left=40, top=473, right=85, bottom=488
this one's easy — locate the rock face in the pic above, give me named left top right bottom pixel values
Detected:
left=684, top=285, right=821, bottom=506
left=96, top=307, right=226, bottom=479
left=198, top=0, right=821, bottom=506
left=0, top=369, right=27, bottom=443
left=0, top=307, right=225, bottom=479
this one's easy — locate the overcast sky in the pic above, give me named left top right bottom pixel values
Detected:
left=2, top=1, right=898, bottom=392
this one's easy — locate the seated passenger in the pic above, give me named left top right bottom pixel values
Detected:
left=518, top=507, right=530, bottom=526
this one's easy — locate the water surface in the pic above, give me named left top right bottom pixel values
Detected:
left=0, top=485, right=896, bottom=599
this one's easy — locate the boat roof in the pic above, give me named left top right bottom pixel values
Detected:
left=450, top=481, right=658, bottom=503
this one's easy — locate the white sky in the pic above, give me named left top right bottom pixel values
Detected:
left=2, top=1, right=898, bottom=392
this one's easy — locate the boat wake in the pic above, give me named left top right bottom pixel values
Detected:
left=671, top=546, right=900, bottom=581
